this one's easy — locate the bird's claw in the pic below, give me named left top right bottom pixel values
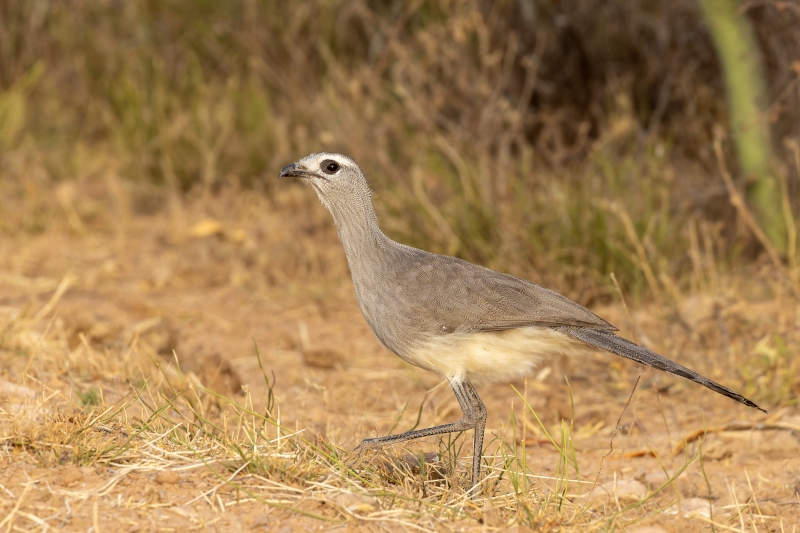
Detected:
left=353, top=438, right=379, bottom=455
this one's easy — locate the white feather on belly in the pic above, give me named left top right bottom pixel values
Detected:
left=406, top=327, right=588, bottom=383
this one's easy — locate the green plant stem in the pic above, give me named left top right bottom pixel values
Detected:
left=699, top=0, right=786, bottom=252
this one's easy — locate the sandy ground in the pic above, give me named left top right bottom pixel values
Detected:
left=0, top=181, right=798, bottom=531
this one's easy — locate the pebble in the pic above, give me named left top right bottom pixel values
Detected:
left=665, top=497, right=712, bottom=518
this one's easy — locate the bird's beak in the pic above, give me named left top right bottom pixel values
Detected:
left=278, top=162, right=312, bottom=179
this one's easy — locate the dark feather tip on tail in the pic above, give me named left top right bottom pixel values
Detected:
left=565, top=328, right=767, bottom=414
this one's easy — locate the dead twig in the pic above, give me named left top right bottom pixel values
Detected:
left=672, top=420, right=800, bottom=456
left=713, top=134, right=784, bottom=271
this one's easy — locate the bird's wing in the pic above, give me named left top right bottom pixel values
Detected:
left=392, top=249, right=616, bottom=333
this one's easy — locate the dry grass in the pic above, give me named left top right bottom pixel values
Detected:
left=0, top=177, right=798, bottom=531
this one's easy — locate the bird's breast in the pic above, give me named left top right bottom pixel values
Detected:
left=402, top=327, right=588, bottom=383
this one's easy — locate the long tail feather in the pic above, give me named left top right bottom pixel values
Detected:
left=566, top=328, right=765, bottom=413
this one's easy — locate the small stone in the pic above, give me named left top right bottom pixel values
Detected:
left=155, top=470, right=180, bottom=485
left=0, top=380, right=37, bottom=400
left=665, top=497, right=712, bottom=518
left=642, top=470, right=671, bottom=488
left=331, top=492, right=379, bottom=512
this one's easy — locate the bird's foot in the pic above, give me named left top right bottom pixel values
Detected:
left=353, top=437, right=385, bottom=456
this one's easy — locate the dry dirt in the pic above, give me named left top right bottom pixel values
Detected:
left=0, top=179, right=798, bottom=531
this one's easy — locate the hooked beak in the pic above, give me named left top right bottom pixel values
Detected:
left=279, top=162, right=314, bottom=179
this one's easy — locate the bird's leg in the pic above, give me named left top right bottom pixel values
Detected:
left=463, top=381, right=487, bottom=493
left=356, top=379, right=488, bottom=492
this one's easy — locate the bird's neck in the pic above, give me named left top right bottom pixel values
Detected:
left=326, top=196, right=390, bottom=261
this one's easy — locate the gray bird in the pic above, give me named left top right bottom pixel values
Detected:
left=279, top=152, right=764, bottom=494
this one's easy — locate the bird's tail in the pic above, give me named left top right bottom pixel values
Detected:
left=566, top=328, right=765, bottom=413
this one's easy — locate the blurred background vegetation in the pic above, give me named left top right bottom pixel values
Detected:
left=1, top=0, right=798, bottom=302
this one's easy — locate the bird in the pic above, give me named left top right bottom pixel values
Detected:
left=279, top=152, right=764, bottom=495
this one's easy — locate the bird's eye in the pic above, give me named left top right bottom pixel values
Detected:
left=321, top=160, right=340, bottom=175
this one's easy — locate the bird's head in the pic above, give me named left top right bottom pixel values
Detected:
left=278, top=153, right=380, bottom=235
left=279, top=152, right=365, bottom=191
